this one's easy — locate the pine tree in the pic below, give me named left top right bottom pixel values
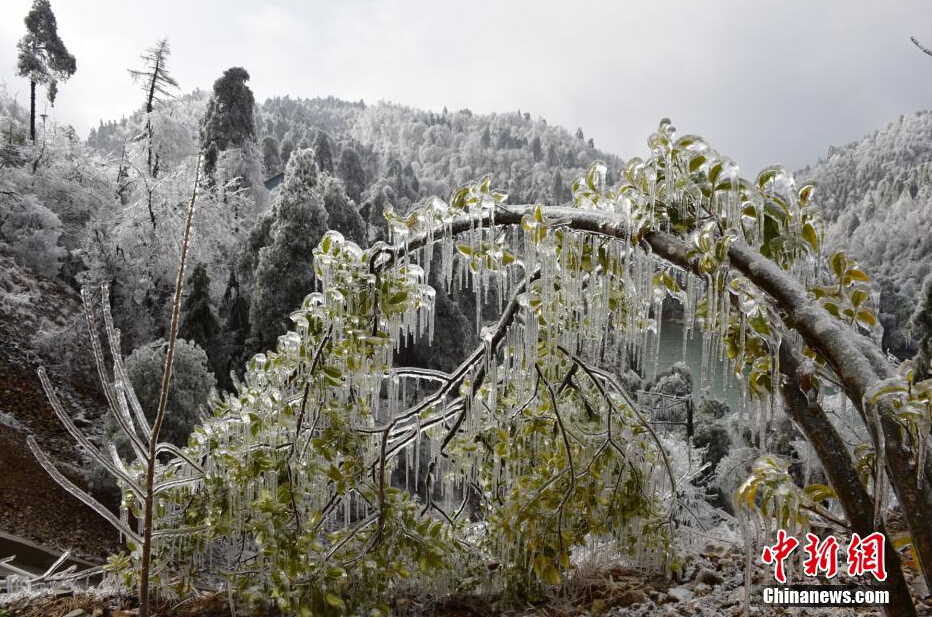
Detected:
left=179, top=263, right=219, bottom=355
left=128, top=38, right=179, bottom=176
left=314, top=131, right=334, bottom=174
left=16, top=0, right=76, bottom=143
left=128, top=38, right=178, bottom=114
left=249, top=148, right=329, bottom=349
left=200, top=67, right=256, bottom=178
left=337, top=147, right=366, bottom=203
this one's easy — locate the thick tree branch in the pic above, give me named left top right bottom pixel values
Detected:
left=779, top=339, right=915, bottom=617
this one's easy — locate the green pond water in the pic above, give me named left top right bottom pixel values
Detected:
left=654, top=318, right=744, bottom=411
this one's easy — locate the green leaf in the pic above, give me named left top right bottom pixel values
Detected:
left=801, top=222, right=819, bottom=252
left=830, top=252, right=847, bottom=278
left=542, top=564, right=562, bottom=586
left=799, top=184, right=815, bottom=206
left=325, top=592, right=345, bottom=610
left=689, top=154, right=706, bottom=173
left=846, top=268, right=869, bottom=282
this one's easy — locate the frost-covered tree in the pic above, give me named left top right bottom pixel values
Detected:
left=260, top=135, right=281, bottom=174
left=0, top=192, right=66, bottom=276
left=530, top=135, right=542, bottom=161
left=910, top=273, right=932, bottom=380
left=128, top=38, right=179, bottom=176
left=337, top=146, right=366, bottom=202
left=39, top=121, right=932, bottom=616
left=314, top=130, right=334, bottom=174
left=84, top=334, right=216, bottom=504
left=16, top=0, right=75, bottom=142
left=200, top=67, right=256, bottom=178
left=249, top=148, right=329, bottom=349
left=319, top=175, right=366, bottom=246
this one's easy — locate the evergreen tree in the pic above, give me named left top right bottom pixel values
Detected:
left=280, top=138, right=294, bottom=168
left=261, top=135, right=281, bottom=174
left=128, top=38, right=179, bottom=176
left=314, top=131, right=334, bottom=174
left=200, top=67, right=256, bottom=177
left=575, top=127, right=584, bottom=140
left=16, top=0, right=76, bottom=142
left=215, top=270, right=251, bottom=389
left=551, top=170, right=566, bottom=203
left=531, top=135, right=542, bottom=162
left=320, top=175, right=367, bottom=246
left=546, top=142, right=558, bottom=166
left=249, top=148, right=329, bottom=349
left=480, top=125, right=491, bottom=148
left=359, top=180, right=394, bottom=243
left=911, top=273, right=932, bottom=380
left=337, top=147, right=366, bottom=203
left=179, top=263, right=219, bottom=355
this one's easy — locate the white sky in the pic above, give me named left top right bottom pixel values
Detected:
left=1, top=0, right=931, bottom=172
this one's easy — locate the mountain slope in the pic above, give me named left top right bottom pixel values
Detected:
left=799, top=109, right=932, bottom=355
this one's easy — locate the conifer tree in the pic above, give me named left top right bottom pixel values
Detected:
left=200, top=67, right=256, bottom=178
left=320, top=175, right=367, bottom=246
left=128, top=38, right=179, bottom=176
left=16, top=0, right=76, bottom=142
left=179, top=263, right=219, bottom=356
left=314, top=131, right=334, bottom=174
left=337, top=147, right=366, bottom=203
left=249, top=148, right=329, bottom=349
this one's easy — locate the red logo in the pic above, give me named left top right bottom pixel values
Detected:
left=802, top=533, right=839, bottom=578
left=761, top=529, right=799, bottom=584
left=847, top=532, right=887, bottom=582
left=762, top=530, right=886, bottom=582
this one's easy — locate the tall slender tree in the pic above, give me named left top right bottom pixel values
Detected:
left=128, top=38, right=179, bottom=176
left=16, top=0, right=76, bottom=143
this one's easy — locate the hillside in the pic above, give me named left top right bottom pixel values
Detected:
left=799, top=109, right=932, bottom=355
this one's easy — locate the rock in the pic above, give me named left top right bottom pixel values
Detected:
left=701, top=540, right=730, bottom=556
left=615, top=588, right=646, bottom=607
left=695, top=567, right=724, bottom=586
left=667, top=586, right=694, bottom=603
left=63, top=610, right=88, bottom=617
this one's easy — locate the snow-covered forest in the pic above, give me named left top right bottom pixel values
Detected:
left=2, top=2, right=932, bottom=617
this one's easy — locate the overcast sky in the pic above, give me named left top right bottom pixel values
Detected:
left=1, top=0, right=930, bottom=172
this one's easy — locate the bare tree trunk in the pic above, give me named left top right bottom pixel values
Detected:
left=138, top=157, right=200, bottom=617
left=779, top=339, right=916, bottom=617
left=29, top=80, right=36, bottom=143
